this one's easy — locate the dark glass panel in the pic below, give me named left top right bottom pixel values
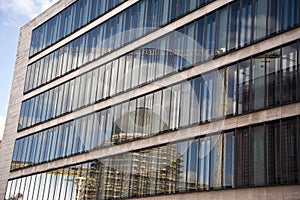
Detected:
left=190, top=77, right=201, bottom=124
left=49, top=128, right=58, bottom=161
left=65, top=122, right=74, bottom=157
left=19, top=137, right=28, bottom=168
left=24, top=135, right=33, bottom=167
left=265, top=121, right=281, bottom=185
left=11, top=140, right=20, bottom=170
left=227, top=0, right=240, bottom=51
left=215, top=6, right=228, bottom=56
left=225, top=65, right=237, bottom=116
left=251, top=125, right=265, bottom=186
left=201, top=73, right=213, bottom=122
left=268, top=0, right=282, bottom=35
left=266, top=49, right=281, bottom=107
left=254, top=0, right=267, bottom=40
left=223, top=131, right=235, bottom=188
left=187, top=139, right=199, bottom=191
left=51, top=87, right=59, bottom=119
left=204, top=13, right=216, bottom=61
left=237, top=59, right=251, bottom=114
left=252, top=54, right=265, bottom=110
left=283, top=0, right=299, bottom=30
left=55, top=85, right=64, bottom=117
left=239, top=0, right=252, bottom=47
left=34, top=133, right=43, bottom=164
left=281, top=117, right=298, bottom=184
left=281, top=43, right=298, bottom=103
left=235, top=127, right=250, bottom=188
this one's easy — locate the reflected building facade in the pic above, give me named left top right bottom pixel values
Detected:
left=1, top=0, right=300, bottom=199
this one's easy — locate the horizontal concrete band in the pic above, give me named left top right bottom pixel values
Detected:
left=9, top=101, right=300, bottom=179
left=23, top=0, right=235, bottom=100
left=129, top=185, right=300, bottom=200
left=18, top=25, right=300, bottom=138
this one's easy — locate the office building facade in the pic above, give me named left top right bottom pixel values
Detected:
left=1, top=0, right=300, bottom=199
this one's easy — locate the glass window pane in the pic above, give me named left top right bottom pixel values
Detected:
left=176, top=141, right=188, bottom=192
left=170, top=84, right=180, bottom=130
left=110, top=59, right=119, bottom=96
left=216, top=7, right=228, bottom=56
left=89, top=69, right=98, bottom=104
left=252, top=125, right=265, bottom=186
left=281, top=44, right=298, bottom=103
left=223, top=131, right=235, bottom=188
left=187, top=139, right=199, bottom=191
left=72, top=77, right=81, bottom=110
left=128, top=100, right=137, bottom=139
left=268, top=0, right=281, bottom=35
left=97, top=110, right=107, bottom=147
left=78, top=74, right=87, bottom=108
left=201, top=73, right=213, bottom=122
left=84, top=71, right=93, bottom=105
left=180, top=81, right=191, bottom=127
left=235, top=127, right=249, bottom=187
left=227, top=1, right=240, bottom=50
left=239, top=0, right=252, bottom=47
left=225, top=65, right=237, bottom=116
left=198, top=137, right=210, bottom=190
left=105, top=108, right=113, bottom=145
left=204, top=13, right=216, bottom=61
left=265, top=121, right=280, bottom=185
left=161, top=88, right=171, bottom=132
left=237, top=59, right=251, bottom=114
left=85, top=115, right=94, bottom=151
left=103, top=63, right=112, bottom=99
left=266, top=49, right=281, bottom=107
left=252, top=54, right=265, bottom=110
left=212, top=70, right=225, bottom=119
left=124, top=55, right=133, bottom=91
left=254, top=0, right=267, bottom=40
left=210, top=134, right=222, bottom=189
left=55, top=85, right=64, bottom=117
left=190, top=77, right=201, bottom=124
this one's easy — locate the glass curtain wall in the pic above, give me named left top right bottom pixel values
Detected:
left=7, top=116, right=300, bottom=199
left=18, top=40, right=300, bottom=131
left=30, top=0, right=127, bottom=56
left=25, top=0, right=214, bottom=93
left=24, top=0, right=300, bottom=93
left=13, top=40, right=300, bottom=171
